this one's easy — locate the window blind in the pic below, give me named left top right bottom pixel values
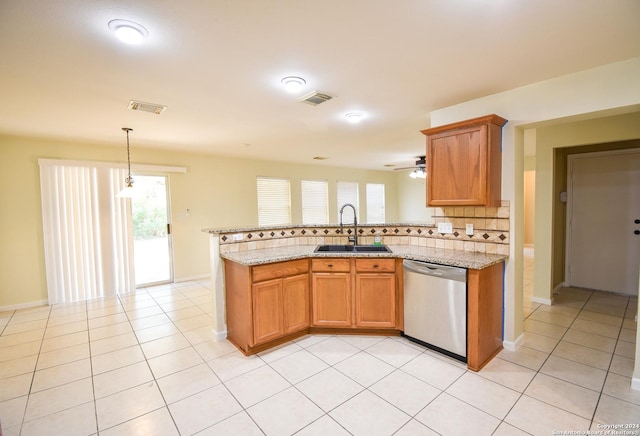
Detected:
left=366, top=183, right=386, bottom=223
left=257, top=177, right=291, bottom=226
left=301, top=179, right=329, bottom=224
left=39, top=161, right=135, bottom=304
left=337, top=181, right=359, bottom=222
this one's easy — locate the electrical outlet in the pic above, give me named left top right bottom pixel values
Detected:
left=232, top=233, right=244, bottom=241
left=466, top=223, right=474, bottom=236
left=437, top=222, right=453, bottom=234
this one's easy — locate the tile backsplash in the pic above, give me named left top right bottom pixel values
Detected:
left=217, top=201, right=509, bottom=256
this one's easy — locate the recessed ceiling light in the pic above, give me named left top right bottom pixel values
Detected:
left=345, top=112, right=363, bottom=123
left=281, top=76, right=306, bottom=93
left=108, top=19, right=149, bottom=45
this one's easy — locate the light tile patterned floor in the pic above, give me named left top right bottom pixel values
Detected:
left=0, top=259, right=638, bottom=435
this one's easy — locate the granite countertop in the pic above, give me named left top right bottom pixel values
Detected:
left=220, top=244, right=507, bottom=270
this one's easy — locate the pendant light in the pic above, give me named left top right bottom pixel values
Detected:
left=409, top=167, right=426, bottom=179
left=116, top=127, right=135, bottom=198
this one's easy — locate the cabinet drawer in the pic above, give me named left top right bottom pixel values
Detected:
left=355, top=258, right=395, bottom=273
left=311, top=258, right=351, bottom=272
left=252, top=259, right=309, bottom=282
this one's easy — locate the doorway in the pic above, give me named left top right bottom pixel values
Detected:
left=131, top=175, right=173, bottom=286
left=566, top=149, right=640, bottom=295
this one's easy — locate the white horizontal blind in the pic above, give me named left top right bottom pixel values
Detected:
left=257, top=177, right=291, bottom=226
left=39, top=161, right=135, bottom=304
left=337, top=181, right=359, bottom=222
left=366, top=183, right=386, bottom=223
left=301, top=179, right=329, bottom=224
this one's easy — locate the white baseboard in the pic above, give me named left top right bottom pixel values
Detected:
left=531, top=296, right=553, bottom=305
left=212, top=328, right=228, bottom=341
left=503, top=333, right=525, bottom=351
left=0, top=299, right=49, bottom=312
left=174, top=274, right=210, bottom=283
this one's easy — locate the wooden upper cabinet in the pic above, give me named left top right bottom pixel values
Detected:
left=421, top=114, right=507, bottom=207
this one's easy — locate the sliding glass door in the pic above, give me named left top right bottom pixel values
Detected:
left=131, top=175, right=173, bottom=286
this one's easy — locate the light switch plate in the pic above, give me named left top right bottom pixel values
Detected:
left=437, top=222, right=453, bottom=234
left=232, top=233, right=244, bottom=241
left=466, top=223, right=474, bottom=235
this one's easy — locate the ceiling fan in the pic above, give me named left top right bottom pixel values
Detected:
left=394, top=156, right=426, bottom=178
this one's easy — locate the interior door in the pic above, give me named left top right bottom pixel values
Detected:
left=566, top=149, right=640, bottom=295
left=131, top=175, right=173, bottom=286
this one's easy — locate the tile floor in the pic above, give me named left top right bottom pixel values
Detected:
left=0, top=252, right=638, bottom=435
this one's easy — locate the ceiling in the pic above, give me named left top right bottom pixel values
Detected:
left=1, top=1, right=639, bottom=170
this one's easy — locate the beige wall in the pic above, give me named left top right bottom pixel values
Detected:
left=0, top=135, right=399, bottom=308
left=535, top=114, right=640, bottom=297
left=428, top=57, right=640, bottom=349
left=396, top=172, right=432, bottom=224
left=523, top=170, right=535, bottom=246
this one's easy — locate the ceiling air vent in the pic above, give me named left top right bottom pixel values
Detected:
left=128, top=100, right=167, bottom=115
left=299, top=91, right=333, bottom=106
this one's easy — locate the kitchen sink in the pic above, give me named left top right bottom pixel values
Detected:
left=314, top=244, right=392, bottom=253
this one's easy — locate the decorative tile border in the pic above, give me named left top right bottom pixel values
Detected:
left=217, top=201, right=510, bottom=256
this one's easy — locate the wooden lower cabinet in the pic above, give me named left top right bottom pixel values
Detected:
left=252, top=278, right=284, bottom=345
left=224, top=259, right=309, bottom=354
left=282, top=274, right=310, bottom=334
left=355, top=273, right=396, bottom=328
left=467, top=261, right=504, bottom=371
left=311, top=273, right=352, bottom=327
left=311, top=258, right=399, bottom=329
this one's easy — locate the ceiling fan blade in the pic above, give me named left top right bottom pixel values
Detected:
left=392, top=155, right=426, bottom=171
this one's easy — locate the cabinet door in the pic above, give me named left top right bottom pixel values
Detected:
left=427, top=124, right=488, bottom=206
left=252, top=279, right=283, bottom=345
left=282, top=274, right=309, bottom=334
left=355, top=274, right=396, bottom=328
left=311, top=273, right=352, bottom=327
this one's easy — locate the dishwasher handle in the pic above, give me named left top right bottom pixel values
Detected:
left=403, top=259, right=467, bottom=282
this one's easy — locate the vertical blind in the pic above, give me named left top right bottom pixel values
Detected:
left=366, top=183, right=386, bottom=223
left=39, top=161, right=135, bottom=304
left=301, top=179, right=329, bottom=224
left=257, top=177, right=291, bottom=226
left=336, top=181, right=359, bottom=222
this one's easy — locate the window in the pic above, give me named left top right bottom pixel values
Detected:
left=257, top=177, right=291, bottom=226
left=366, top=183, right=385, bottom=223
left=337, top=181, right=359, bottom=222
left=301, top=179, right=329, bottom=224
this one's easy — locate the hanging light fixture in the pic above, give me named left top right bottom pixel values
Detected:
left=116, top=127, right=135, bottom=198
left=409, top=167, right=427, bottom=179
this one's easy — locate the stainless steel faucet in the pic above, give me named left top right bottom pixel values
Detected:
left=339, top=203, right=358, bottom=245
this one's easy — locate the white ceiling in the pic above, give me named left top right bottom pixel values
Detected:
left=1, top=0, right=639, bottom=170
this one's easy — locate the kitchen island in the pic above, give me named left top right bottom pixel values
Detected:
left=205, top=221, right=509, bottom=371
left=213, top=244, right=504, bottom=372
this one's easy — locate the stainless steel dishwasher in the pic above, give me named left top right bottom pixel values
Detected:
left=402, top=259, right=467, bottom=362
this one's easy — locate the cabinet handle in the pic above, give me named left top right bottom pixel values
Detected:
left=373, top=264, right=379, bottom=268
left=635, top=230, right=640, bottom=235
left=327, top=264, right=333, bottom=267
left=635, top=219, right=640, bottom=224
